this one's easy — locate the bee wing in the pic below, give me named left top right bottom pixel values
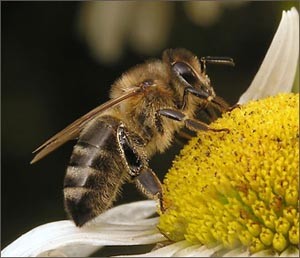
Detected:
left=31, top=88, right=142, bottom=164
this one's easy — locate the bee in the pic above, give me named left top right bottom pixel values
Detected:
left=31, top=48, right=234, bottom=227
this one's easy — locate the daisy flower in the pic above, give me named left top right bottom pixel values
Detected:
left=1, top=7, right=299, bottom=258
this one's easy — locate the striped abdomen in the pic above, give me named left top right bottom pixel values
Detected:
left=63, top=116, right=127, bottom=227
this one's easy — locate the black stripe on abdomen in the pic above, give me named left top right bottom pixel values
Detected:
left=65, top=143, right=119, bottom=188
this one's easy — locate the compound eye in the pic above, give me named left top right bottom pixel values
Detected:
left=172, top=62, right=197, bottom=86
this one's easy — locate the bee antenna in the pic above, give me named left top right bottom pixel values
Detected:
left=200, top=56, right=235, bottom=73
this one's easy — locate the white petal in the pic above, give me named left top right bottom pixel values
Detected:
left=279, top=247, right=300, bottom=257
left=172, top=244, right=204, bottom=257
left=250, top=249, right=278, bottom=257
left=174, top=244, right=223, bottom=257
left=1, top=201, right=166, bottom=257
left=119, top=241, right=225, bottom=257
left=37, top=245, right=101, bottom=257
left=222, top=247, right=249, bottom=257
left=118, top=240, right=191, bottom=257
left=238, top=7, right=299, bottom=104
left=92, top=200, right=158, bottom=224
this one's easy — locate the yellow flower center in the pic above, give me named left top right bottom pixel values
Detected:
left=158, top=93, right=299, bottom=254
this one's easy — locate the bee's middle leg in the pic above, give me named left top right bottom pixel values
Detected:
left=157, top=108, right=229, bottom=133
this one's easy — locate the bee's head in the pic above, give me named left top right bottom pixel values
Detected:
left=162, top=48, right=216, bottom=102
left=162, top=48, right=233, bottom=111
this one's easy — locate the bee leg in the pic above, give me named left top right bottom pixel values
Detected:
left=176, top=130, right=194, bottom=141
left=184, top=117, right=229, bottom=132
left=227, top=103, right=241, bottom=111
left=180, top=86, right=206, bottom=110
left=134, top=168, right=165, bottom=212
left=117, top=125, right=164, bottom=212
left=158, top=108, right=229, bottom=133
left=181, top=86, right=230, bottom=112
left=201, top=104, right=219, bottom=122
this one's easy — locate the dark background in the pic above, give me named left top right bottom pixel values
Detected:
left=2, top=1, right=298, bottom=250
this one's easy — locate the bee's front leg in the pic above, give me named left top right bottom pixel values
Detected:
left=157, top=108, right=229, bottom=133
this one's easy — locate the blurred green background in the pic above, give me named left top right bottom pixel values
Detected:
left=2, top=1, right=298, bottom=251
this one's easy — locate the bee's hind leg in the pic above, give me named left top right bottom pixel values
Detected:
left=134, top=168, right=165, bottom=213
left=117, top=125, right=164, bottom=212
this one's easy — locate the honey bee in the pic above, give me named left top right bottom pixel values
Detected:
left=31, top=48, right=234, bottom=227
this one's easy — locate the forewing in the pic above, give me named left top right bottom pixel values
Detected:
left=31, top=88, right=142, bottom=164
